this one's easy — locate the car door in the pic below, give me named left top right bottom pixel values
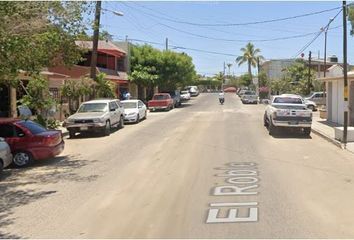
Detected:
left=109, top=102, right=119, bottom=125
left=138, top=101, right=145, bottom=118
left=0, top=123, right=28, bottom=153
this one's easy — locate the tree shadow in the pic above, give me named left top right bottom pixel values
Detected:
left=0, top=154, right=99, bottom=237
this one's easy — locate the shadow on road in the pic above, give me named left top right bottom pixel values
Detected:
left=270, top=129, right=312, bottom=139
left=0, top=154, right=99, bottom=238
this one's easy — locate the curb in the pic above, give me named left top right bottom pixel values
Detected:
left=311, top=128, right=344, bottom=149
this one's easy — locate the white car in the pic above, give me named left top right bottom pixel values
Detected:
left=65, top=99, right=125, bottom=138
left=180, top=90, right=191, bottom=101
left=121, top=100, right=147, bottom=123
left=304, top=99, right=317, bottom=111
left=264, top=94, right=312, bottom=136
left=0, top=137, right=12, bottom=173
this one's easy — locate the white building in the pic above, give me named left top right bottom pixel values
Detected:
left=319, top=65, right=354, bottom=126
left=261, top=56, right=346, bottom=81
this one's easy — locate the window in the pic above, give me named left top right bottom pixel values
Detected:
left=49, top=88, right=60, bottom=101
left=0, top=124, right=15, bottom=138
left=109, top=102, right=118, bottom=111
left=273, top=97, right=303, bottom=104
left=18, top=120, right=47, bottom=135
left=78, top=103, right=108, bottom=113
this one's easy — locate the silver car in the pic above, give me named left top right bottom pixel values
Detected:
left=121, top=100, right=147, bottom=123
left=65, top=99, right=125, bottom=138
left=0, top=137, right=12, bottom=173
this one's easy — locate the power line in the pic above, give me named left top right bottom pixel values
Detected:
left=119, top=2, right=329, bottom=43
left=116, top=37, right=238, bottom=57
left=292, top=8, right=343, bottom=58
left=123, top=2, right=341, bottom=27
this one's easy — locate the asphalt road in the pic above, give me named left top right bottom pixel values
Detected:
left=1, top=93, right=354, bottom=238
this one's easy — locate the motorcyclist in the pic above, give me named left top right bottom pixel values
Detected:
left=218, top=90, right=225, bottom=104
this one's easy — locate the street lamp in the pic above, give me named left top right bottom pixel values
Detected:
left=321, top=17, right=334, bottom=78
left=90, top=1, right=123, bottom=80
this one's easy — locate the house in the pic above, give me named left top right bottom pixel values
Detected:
left=0, top=69, right=69, bottom=118
left=261, top=55, right=350, bottom=81
left=49, top=40, right=129, bottom=100
left=319, top=65, right=354, bottom=126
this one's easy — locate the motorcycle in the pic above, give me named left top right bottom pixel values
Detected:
left=219, top=98, right=225, bottom=104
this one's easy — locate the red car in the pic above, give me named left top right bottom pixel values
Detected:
left=0, top=119, right=64, bottom=167
left=148, top=93, right=174, bottom=111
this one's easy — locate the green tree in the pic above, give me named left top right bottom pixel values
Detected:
left=283, top=59, right=316, bottom=95
left=235, top=42, right=264, bottom=78
left=0, top=1, right=90, bottom=116
left=94, top=73, right=115, bottom=98
left=238, top=74, right=252, bottom=87
left=61, top=77, right=94, bottom=114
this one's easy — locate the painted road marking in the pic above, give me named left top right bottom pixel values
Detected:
left=206, top=162, right=260, bottom=224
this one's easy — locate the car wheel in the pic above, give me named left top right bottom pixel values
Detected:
left=268, top=118, right=276, bottom=136
left=13, top=151, right=33, bottom=167
left=263, top=114, right=268, bottom=127
left=103, top=121, right=111, bottom=136
left=118, top=116, right=124, bottom=129
left=0, top=160, right=3, bottom=174
left=69, top=130, right=76, bottom=138
left=135, top=115, right=140, bottom=124
left=303, top=127, right=311, bottom=136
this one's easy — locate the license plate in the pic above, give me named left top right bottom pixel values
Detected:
left=80, top=126, right=88, bottom=130
left=289, top=121, right=298, bottom=125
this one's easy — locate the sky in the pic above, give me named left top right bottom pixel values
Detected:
left=95, top=1, right=353, bottom=77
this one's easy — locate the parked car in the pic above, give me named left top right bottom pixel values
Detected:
left=0, top=137, right=12, bottom=173
left=180, top=90, right=191, bottom=102
left=65, top=99, right=124, bottom=138
left=185, top=86, right=199, bottom=97
left=148, top=93, right=174, bottom=111
left=0, top=119, right=64, bottom=167
left=304, top=99, right=317, bottom=111
left=241, top=91, right=258, bottom=104
left=304, top=92, right=325, bottom=105
left=161, top=90, right=182, bottom=107
left=263, top=94, right=312, bottom=136
left=121, top=100, right=147, bottom=123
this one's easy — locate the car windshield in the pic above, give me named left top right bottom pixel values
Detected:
left=78, top=103, right=107, bottom=112
left=273, top=97, right=303, bottom=104
left=153, top=95, right=167, bottom=100
left=18, top=120, right=47, bottom=134
left=122, top=102, right=137, bottom=109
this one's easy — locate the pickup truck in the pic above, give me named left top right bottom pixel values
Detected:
left=148, top=93, right=174, bottom=111
left=263, top=94, right=312, bottom=136
left=161, top=90, right=182, bottom=107
left=241, top=91, right=258, bottom=104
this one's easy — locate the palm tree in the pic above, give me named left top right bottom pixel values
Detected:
left=226, top=63, right=232, bottom=76
left=235, top=42, right=264, bottom=79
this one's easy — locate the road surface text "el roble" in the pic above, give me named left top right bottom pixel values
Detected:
left=206, top=162, right=259, bottom=223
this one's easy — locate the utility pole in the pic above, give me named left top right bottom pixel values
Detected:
left=90, top=1, right=102, bottom=80
left=343, top=0, right=348, bottom=145
left=165, top=37, right=168, bottom=51
left=308, top=51, right=312, bottom=95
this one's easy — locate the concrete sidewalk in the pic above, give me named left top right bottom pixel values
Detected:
left=311, top=112, right=354, bottom=154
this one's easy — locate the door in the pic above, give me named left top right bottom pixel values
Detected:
left=138, top=101, right=146, bottom=118
left=109, top=102, right=119, bottom=125
left=0, top=123, right=28, bottom=153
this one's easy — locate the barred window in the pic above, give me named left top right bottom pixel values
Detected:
left=49, top=88, right=60, bottom=101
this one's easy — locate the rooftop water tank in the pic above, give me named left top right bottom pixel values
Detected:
left=328, top=55, right=338, bottom=63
